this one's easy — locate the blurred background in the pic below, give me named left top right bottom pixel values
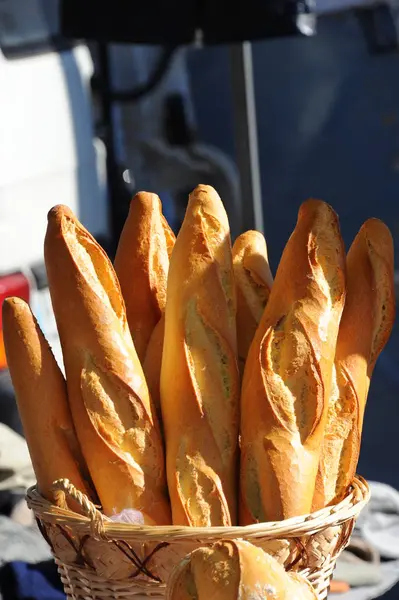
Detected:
left=0, top=0, right=399, bottom=598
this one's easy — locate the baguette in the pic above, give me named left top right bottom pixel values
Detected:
left=2, top=297, right=92, bottom=508
left=314, top=218, right=395, bottom=508
left=143, top=315, right=165, bottom=428
left=232, top=230, right=273, bottom=370
left=166, top=540, right=317, bottom=600
left=161, top=185, right=240, bottom=526
left=44, top=205, right=171, bottom=523
left=240, top=199, right=346, bottom=523
left=114, top=192, right=175, bottom=362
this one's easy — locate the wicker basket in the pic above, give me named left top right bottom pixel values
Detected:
left=26, top=475, right=370, bottom=600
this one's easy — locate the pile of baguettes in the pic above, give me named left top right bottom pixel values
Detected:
left=2, top=185, right=396, bottom=527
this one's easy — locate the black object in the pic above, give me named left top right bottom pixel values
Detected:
left=60, top=0, right=316, bottom=45
left=0, top=369, right=24, bottom=518
left=0, top=491, right=26, bottom=518
left=30, top=263, right=48, bottom=292
left=91, top=46, right=177, bottom=103
left=163, top=92, right=197, bottom=146
left=0, top=370, right=23, bottom=437
left=94, top=43, right=133, bottom=250
left=202, top=1, right=316, bottom=44
left=60, top=0, right=316, bottom=245
left=355, top=3, right=399, bottom=54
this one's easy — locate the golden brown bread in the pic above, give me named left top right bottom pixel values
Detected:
left=114, top=192, right=175, bottom=362
left=143, top=315, right=165, bottom=428
left=166, top=540, right=317, bottom=600
left=240, top=199, right=346, bottom=523
left=232, top=230, right=273, bottom=369
left=160, top=184, right=240, bottom=526
left=44, top=205, right=171, bottom=523
left=314, top=218, right=395, bottom=508
left=2, top=297, right=92, bottom=508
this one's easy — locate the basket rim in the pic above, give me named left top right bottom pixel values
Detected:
left=26, top=475, right=370, bottom=541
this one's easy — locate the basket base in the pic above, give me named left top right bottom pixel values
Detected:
left=56, top=558, right=334, bottom=600
left=57, top=560, right=167, bottom=600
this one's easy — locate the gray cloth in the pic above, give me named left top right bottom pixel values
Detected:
left=357, top=482, right=399, bottom=560
left=0, top=424, right=35, bottom=492
left=330, top=561, right=399, bottom=600
left=0, top=516, right=51, bottom=567
left=330, top=481, right=399, bottom=599
left=334, top=538, right=382, bottom=588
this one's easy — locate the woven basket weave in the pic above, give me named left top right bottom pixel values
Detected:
left=27, top=475, right=370, bottom=600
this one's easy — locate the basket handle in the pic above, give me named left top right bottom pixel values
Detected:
left=51, top=478, right=109, bottom=538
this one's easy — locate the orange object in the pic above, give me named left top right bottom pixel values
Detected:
left=330, top=580, right=350, bottom=594
left=0, top=330, right=6, bottom=369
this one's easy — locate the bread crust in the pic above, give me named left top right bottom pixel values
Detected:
left=314, top=218, right=395, bottom=508
left=166, top=540, right=317, bottom=600
left=232, top=230, right=273, bottom=370
left=240, top=199, right=346, bottom=523
left=44, top=205, right=170, bottom=522
left=114, top=192, right=175, bottom=362
left=2, top=297, right=92, bottom=509
left=143, top=315, right=165, bottom=429
left=161, top=185, right=240, bottom=526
